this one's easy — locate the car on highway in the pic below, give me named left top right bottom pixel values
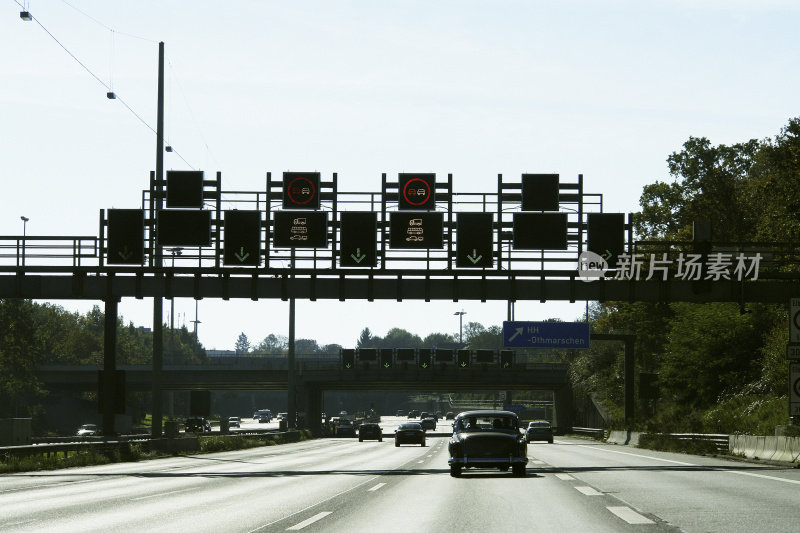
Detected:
left=407, top=410, right=420, bottom=419
left=358, top=423, right=383, bottom=442
left=420, top=417, right=436, bottom=431
left=448, top=410, right=528, bottom=477
left=228, top=416, right=241, bottom=428
left=525, top=420, right=554, bottom=443
left=185, top=417, right=211, bottom=433
left=76, top=423, right=98, bottom=436
left=335, top=420, right=356, bottom=437
left=395, top=410, right=406, bottom=417
left=395, top=423, right=426, bottom=447
left=445, top=412, right=455, bottom=420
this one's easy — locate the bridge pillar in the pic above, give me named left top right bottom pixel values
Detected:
left=102, top=298, right=119, bottom=436
left=553, top=386, right=573, bottom=434
left=303, top=386, right=323, bottom=437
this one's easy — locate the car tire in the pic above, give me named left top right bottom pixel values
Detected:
left=379, top=438, right=383, bottom=442
left=512, top=464, right=526, bottom=477
left=395, top=441, right=399, bottom=447
left=548, top=439, right=553, bottom=444
left=359, top=437, right=363, bottom=442
left=421, top=441, right=426, bottom=447
left=450, top=465, right=461, bottom=477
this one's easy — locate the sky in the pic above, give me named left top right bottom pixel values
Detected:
left=2, top=1, right=798, bottom=350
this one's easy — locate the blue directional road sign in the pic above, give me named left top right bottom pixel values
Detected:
left=503, top=321, right=590, bottom=349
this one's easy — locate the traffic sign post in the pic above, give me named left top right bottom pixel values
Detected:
left=380, top=348, right=393, bottom=369
left=157, top=210, right=212, bottom=247
left=587, top=213, right=626, bottom=268
left=503, top=321, right=590, bottom=348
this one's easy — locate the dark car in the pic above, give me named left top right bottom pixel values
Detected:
left=185, top=417, right=211, bottom=433
left=448, top=410, right=528, bottom=477
left=335, top=420, right=356, bottom=437
left=420, top=417, right=436, bottom=431
left=395, top=410, right=407, bottom=417
left=526, top=420, right=554, bottom=443
left=395, top=423, right=426, bottom=447
left=228, top=416, right=241, bottom=428
left=407, top=410, right=420, bottom=419
left=445, top=412, right=455, bottom=420
left=358, top=423, right=383, bottom=442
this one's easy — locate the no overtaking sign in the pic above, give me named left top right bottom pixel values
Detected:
left=791, top=363, right=800, bottom=417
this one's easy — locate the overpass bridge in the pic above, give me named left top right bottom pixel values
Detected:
left=35, top=361, right=573, bottom=433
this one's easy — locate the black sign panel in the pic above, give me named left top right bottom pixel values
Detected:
left=512, top=213, right=568, bottom=250
left=107, top=209, right=144, bottom=265
left=358, top=348, right=377, bottom=361
left=157, top=210, right=212, bottom=247
left=457, top=349, right=471, bottom=368
left=340, top=212, right=378, bottom=267
left=521, top=173, right=559, bottom=211
left=398, top=173, right=435, bottom=210
left=282, top=172, right=321, bottom=210
left=342, top=349, right=355, bottom=370
left=389, top=212, right=443, bottom=249
left=166, top=170, right=204, bottom=208
left=435, top=348, right=454, bottom=363
left=380, top=348, right=393, bottom=369
left=587, top=213, right=625, bottom=267
left=475, top=349, right=494, bottom=363
left=500, top=350, right=513, bottom=369
left=396, top=348, right=415, bottom=361
left=456, top=212, right=493, bottom=268
left=273, top=211, right=328, bottom=248
left=224, top=210, right=261, bottom=266
left=418, top=349, right=433, bottom=368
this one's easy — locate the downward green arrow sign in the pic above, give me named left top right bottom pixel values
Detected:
left=384, top=362, right=390, bottom=368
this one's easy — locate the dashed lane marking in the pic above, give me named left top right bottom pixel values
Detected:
left=574, top=486, right=603, bottom=496
left=367, top=483, right=386, bottom=492
left=286, top=512, right=332, bottom=530
left=607, top=506, right=654, bottom=525
left=554, top=473, right=575, bottom=481
left=132, top=488, right=192, bottom=501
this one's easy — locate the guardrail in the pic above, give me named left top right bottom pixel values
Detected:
left=571, top=427, right=606, bottom=440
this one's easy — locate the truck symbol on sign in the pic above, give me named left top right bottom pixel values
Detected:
left=293, top=217, right=307, bottom=225
left=409, top=219, right=422, bottom=226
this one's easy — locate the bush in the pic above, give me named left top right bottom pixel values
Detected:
left=638, top=433, right=720, bottom=455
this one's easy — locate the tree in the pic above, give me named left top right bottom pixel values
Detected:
left=253, top=334, right=287, bottom=356
left=235, top=332, right=251, bottom=355
left=381, top=328, right=422, bottom=348
left=356, top=328, right=374, bottom=348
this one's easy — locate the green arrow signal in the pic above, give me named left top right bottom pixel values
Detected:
left=503, top=362, right=510, bottom=368
left=421, top=362, right=428, bottom=369
left=345, top=363, right=351, bottom=368
left=384, top=362, right=390, bottom=368
left=460, top=362, right=467, bottom=368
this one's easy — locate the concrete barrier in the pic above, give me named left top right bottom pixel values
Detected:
left=730, top=434, right=800, bottom=463
left=606, top=430, right=629, bottom=444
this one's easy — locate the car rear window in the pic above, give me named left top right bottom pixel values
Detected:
left=457, top=416, right=517, bottom=432
left=399, top=423, right=422, bottom=430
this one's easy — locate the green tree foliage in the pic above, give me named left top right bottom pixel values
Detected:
left=235, top=332, right=251, bottom=355
left=356, top=328, right=374, bottom=348
left=252, top=334, right=287, bottom=356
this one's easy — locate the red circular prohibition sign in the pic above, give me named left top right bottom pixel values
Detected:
left=287, top=176, right=316, bottom=205
left=403, top=178, right=431, bottom=207
left=794, top=377, right=800, bottom=398
left=793, top=310, right=800, bottom=332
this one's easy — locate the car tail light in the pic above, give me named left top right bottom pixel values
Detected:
left=417, top=432, right=424, bottom=437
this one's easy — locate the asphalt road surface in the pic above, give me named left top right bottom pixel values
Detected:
left=2, top=434, right=799, bottom=532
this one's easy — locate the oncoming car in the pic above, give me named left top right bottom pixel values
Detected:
left=395, top=423, right=425, bottom=447
left=228, top=416, right=241, bottom=428
left=448, top=410, right=528, bottom=477
left=76, top=424, right=98, bottom=436
left=526, top=420, right=554, bottom=443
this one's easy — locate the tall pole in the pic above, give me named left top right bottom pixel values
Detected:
left=151, top=41, right=165, bottom=439
left=287, top=250, right=296, bottom=429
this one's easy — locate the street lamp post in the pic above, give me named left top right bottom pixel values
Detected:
left=454, top=310, right=467, bottom=344
left=20, top=216, right=29, bottom=265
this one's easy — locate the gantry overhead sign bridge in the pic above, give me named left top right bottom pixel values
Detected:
left=0, top=171, right=793, bottom=303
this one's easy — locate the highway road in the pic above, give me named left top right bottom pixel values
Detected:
left=2, top=430, right=799, bottom=532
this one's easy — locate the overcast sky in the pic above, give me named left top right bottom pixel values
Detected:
left=2, top=1, right=798, bottom=350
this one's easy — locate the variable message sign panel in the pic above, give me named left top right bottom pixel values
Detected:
left=340, top=211, right=378, bottom=267
left=282, top=172, right=320, bottom=210
left=456, top=212, right=493, bottom=268
left=223, top=210, right=261, bottom=266
left=389, top=212, right=443, bottom=249
left=107, top=209, right=144, bottom=265
left=273, top=211, right=328, bottom=248
left=157, top=210, right=212, bottom=247
left=512, top=213, right=568, bottom=250
left=166, top=170, right=204, bottom=208
left=398, top=173, right=435, bottom=210
left=521, top=173, right=559, bottom=211
left=587, top=213, right=625, bottom=267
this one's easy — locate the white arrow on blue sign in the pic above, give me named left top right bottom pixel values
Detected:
left=503, top=321, right=591, bottom=349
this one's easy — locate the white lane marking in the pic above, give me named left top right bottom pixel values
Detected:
left=555, top=473, right=575, bottom=481
left=575, top=444, right=696, bottom=465
left=286, top=512, right=332, bottom=530
left=367, top=483, right=386, bottom=492
left=417, top=460, right=425, bottom=463
left=723, top=469, right=800, bottom=485
left=6, top=520, right=38, bottom=527
left=248, top=475, right=380, bottom=532
left=575, top=486, right=603, bottom=496
left=530, top=460, right=545, bottom=464
left=607, top=506, right=655, bottom=524
left=132, top=488, right=193, bottom=501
